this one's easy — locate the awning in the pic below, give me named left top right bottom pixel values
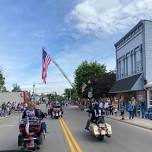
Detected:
left=144, top=82, right=152, bottom=88
left=109, top=74, right=142, bottom=93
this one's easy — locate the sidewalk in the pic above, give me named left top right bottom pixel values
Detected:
left=106, top=114, right=152, bottom=130
left=0, top=112, right=19, bottom=121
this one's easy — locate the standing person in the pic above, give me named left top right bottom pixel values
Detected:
left=113, top=98, right=118, bottom=117
left=120, top=100, right=125, bottom=120
left=6, top=104, right=10, bottom=115
left=128, top=101, right=134, bottom=119
left=2, top=102, right=6, bottom=117
left=0, top=106, right=2, bottom=117
left=8, top=102, right=12, bottom=115
left=140, top=100, right=147, bottom=118
left=99, top=99, right=104, bottom=109
left=109, top=102, right=114, bottom=115
left=132, top=97, right=137, bottom=118
left=104, top=100, right=109, bottom=115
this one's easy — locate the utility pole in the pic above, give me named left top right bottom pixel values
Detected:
left=69, top=89, right=72, bottom=102
left=32, top=83, right=35, bottom=102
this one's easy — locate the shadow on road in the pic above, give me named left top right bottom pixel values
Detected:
left=0, top=150, right=32, bottom=152
left=77, top=130, right=109, bottom=144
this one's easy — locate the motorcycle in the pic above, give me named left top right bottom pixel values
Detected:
left=52, top=107, right=62, bottom=119
left=88, top=116, right=112, bottom=140
left=18, top=117, right=45, bottom=151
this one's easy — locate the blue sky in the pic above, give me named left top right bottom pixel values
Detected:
left=0, top=0, right=152, bottom=94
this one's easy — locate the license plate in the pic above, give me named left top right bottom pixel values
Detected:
left=26, top=144, right=34, bottom=148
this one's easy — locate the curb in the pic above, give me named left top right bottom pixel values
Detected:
left=106, top=116, right=152, bottom=131
left=0, top=116, right=11, bottom=121
left=0, top=113, right=18, bottom=121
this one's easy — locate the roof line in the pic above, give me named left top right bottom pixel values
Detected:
left=114, top=20, right=151, bottom=47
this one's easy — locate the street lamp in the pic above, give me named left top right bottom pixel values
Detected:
left=32, top=84, right=35, bottom=102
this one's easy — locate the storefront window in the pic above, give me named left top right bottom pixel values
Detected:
left=149, top=90, right=152, bottom=105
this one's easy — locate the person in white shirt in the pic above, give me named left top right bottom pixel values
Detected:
left=104, top=100, right=109, bottom=115
left=99, top=100, right=104, bottom=109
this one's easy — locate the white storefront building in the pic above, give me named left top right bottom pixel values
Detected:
left=110, top=20, right=152, bottom=108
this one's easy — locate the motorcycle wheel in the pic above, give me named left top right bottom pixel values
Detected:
left=99, top=135, right=104, bottom=141
left=18, top=134, right=23, bottom=146
left=38, top=132, right=45, bottom=145
left=33, top=143, right=39, bottom=151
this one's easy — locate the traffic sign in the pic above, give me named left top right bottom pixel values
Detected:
left=88, top=91, right=92, bottom=98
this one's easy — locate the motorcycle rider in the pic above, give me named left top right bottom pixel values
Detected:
left=48, top=102, right=53, bottom=117
left=85, top=102, right=105, bottom=130
left=52, top=101, right=63, bottom=117
left=22, top=102, right=47, bottom=133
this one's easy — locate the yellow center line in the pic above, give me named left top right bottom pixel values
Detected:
left=59, top=118, right=76, bottom=152
left=61, top=118, right=83, bottom=152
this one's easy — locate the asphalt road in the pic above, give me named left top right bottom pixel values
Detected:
left=0, top=105, right=152, bottom=152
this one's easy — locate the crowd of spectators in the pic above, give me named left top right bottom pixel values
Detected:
left=78, top=97, right=152, bottom=120
left=0, top=102, right=26, bottom=117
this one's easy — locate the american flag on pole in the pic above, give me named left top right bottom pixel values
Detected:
left=42, top=48, right=51, bottom=83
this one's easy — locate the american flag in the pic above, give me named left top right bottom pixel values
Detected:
left=42, top=48, right=51, bottom=83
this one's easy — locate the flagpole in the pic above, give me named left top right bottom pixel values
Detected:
left=52, top=59, right=74, bottom=88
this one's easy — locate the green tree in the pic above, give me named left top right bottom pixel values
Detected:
left=46, top=93, right=56, bottom=101
left=56, top=94, right=65, bottom=101
left=0, top=71, right=6, bottom=91
left=93, top=71, right=116, bottom=98
left=63, top=88, right=78, bottom=100
left=74, top=61, right=106, bottom=99
left=46, top=92, right=65, bottom=101
left=12, top=83, right=22, bottom=92
left=1, top=86, right=8, bottom=92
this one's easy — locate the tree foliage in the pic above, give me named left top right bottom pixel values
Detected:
left=12, top=83, right=22, bottom=92
left=63, top=88, right=78, bottom=100
left=46, top=92, right=65, bottom=101
left=74, top=61, right=116, bottom=99
left=92, top=71, right=116, bottom=98
left=0, top=71, right=6, bottom=91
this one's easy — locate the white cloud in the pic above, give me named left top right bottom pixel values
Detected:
left=68, top=0, right=152, bottom=34
left=53, top=39, right=116, bottom=76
